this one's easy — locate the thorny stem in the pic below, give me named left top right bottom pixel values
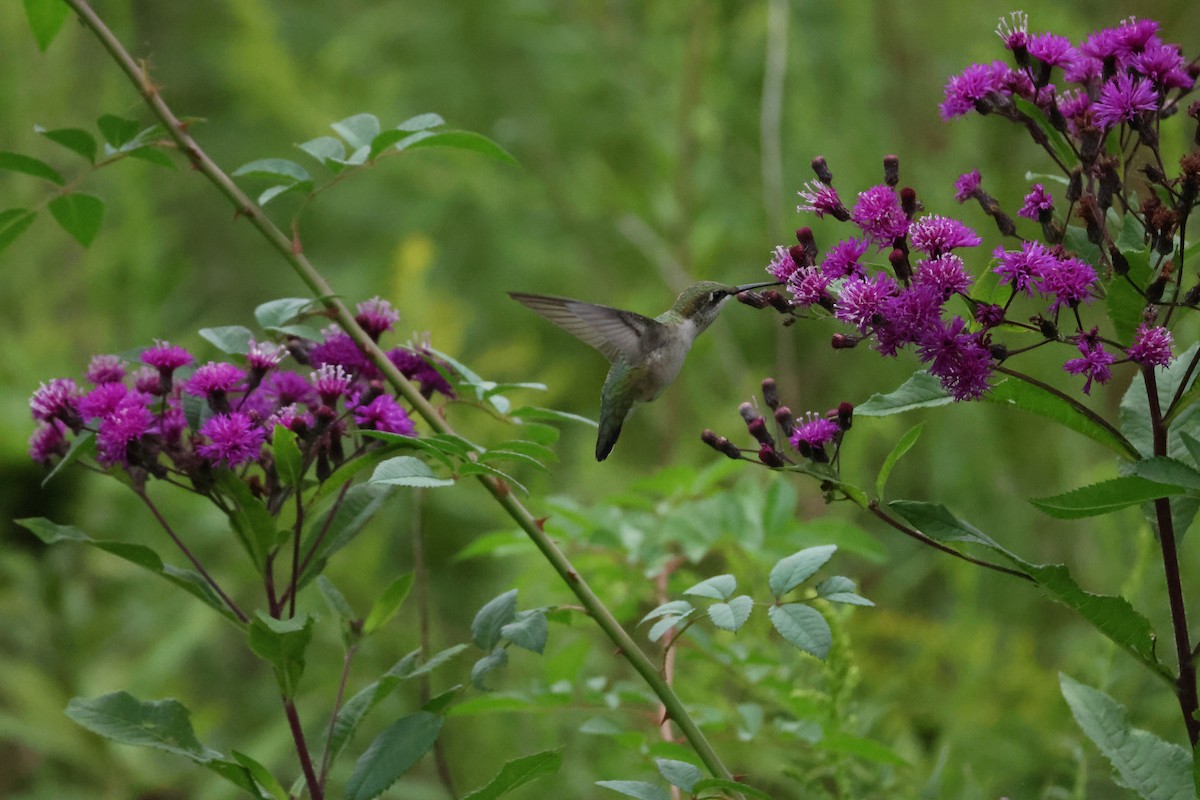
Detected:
left=1143, top=367, right=1200, bottom=747
left=65, top=0, right=741, bottom=790
left=135, top=488, right=249, bottom=624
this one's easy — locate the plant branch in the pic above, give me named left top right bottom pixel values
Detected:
left=283, top=695, right=324, bottom=800
left=65, top=0, right=739, bottom=786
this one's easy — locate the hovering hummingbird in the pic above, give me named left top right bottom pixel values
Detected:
left=509, top=280, right=781, bottom=461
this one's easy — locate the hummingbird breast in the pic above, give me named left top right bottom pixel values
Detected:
left=623, top=318, right=697, bottom=402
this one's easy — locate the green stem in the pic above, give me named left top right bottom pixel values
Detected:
left=65, top=0, right=738, bottom=786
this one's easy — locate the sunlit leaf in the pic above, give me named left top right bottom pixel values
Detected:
left=332, top=113, right=382, bottom=150
left=363, top=573, right=415, bottom=635
left=595, top=780, right=670, bottom=800
left=683, top=573, right=736, bottom=600
left=501, top=609, right=548, bottom=654
left=856, top=371, right=952, bottom=415
left=369, top=456, right=454, bottom=488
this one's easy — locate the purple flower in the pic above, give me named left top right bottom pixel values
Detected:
left=247, top=339, right=286, bottom=371
left=133, top=366, right=162, bottom=395
left=835, top=273, right=897, bottom=331
left=1057, top=89, right=1092, bottom=122
left=355, top=297, right=401, bottom=340
left=1064, top=55, right=1103, bottom=84
left=30, top=378, right=80, bottom=423
left=310, top=329, right=370, bottom=374
left=940, top=61, right=1011, bottom=119
left=354, top=395, right=416, bottom=435
left=1019, top=184, right=1055, bottom=220
left=1133, top=43, right=1194, bottom=90
left=917, top=317, right=993, bottom=400
left=796, top=181, right=849, bottom=220
left=908, top=215, right=982, bottom=257
left=388, top=347, right=456, bottom=398
left=29, top=420, right=69, bottom=465
left=975, top=303, right=1006, bottom=329
left=153, top=402, right=188, bottom=441
left=142, top=341, right=193, bottom=372
left=78, top=382, right=132, bottom=421
left=197, top=412, right=268, bottom=468
left=851, top=185, right=909, bottom=247
left=1127, top=324, right=1174, bottom=367
left=876, top=284, right=945, bottom=355
left=1080, top=26, right=1126, bottom=63
left=185, top=362, right=246, bottom=397
left=1063, top=328, right=1114, bottom=394
left=914, top=254, right=973, bottom=297
left=313, top=364, right=352, bottom=405
left=1092, top=73, right=1158, bottom=129
left=1027, top=32, right=1077, bottom=69
left=260, top=371, right=318, bottom=409
left=1039, top=255, right=1097, bottom=311
left=271, top=404, right=314, bottom=432
left=993, top=241, right=1056, bottom=296
left=995, top=11, right=1028, bottom=51
left=87, top=355, right=126, bottom=384
left=786, top=267, right=833, bottom=308
left=767, top=245, right=800, bottom=282
left=789, top=412, right=839, bottom=450
left=820, top=238, right=869, bottom=280
left=954, top=170, right=982, bottom=202
left=96, top=396, right=154, bottom=466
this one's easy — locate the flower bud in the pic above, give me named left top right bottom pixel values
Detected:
left=836, top=402, right=854, bottom=431
left=758, top=444, right=785, bottom=468
left=883, top=154, right=900, bottom=187
left=737, top=290, right=770, bottom=309
left=761, top=378, right=779, bottom=410
left=811, top=156, right=833, bottom=184
left=701, top=429, right=742, bottom=460
left=747, top=416, right=774, bottom=447
left=773, top=405, right=794, bottom=436
left=831, top=333, right=859, bottom=349
left=738, top=402, right=757, bottom=423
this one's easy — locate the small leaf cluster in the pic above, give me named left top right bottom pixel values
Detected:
left=469, top=589, right=551, bottom=690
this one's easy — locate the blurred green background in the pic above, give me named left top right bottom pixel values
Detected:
left=3, top=1, right=1200, bottom=798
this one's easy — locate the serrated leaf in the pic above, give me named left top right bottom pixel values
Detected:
left=461, top=748, right=564, bottom=800
left=856, top=371, right=952, bottom=416
left=887, top=500, right=1001, bottom=547
left=1130, top=456, right=1200, bottom=491
left=298, top=483, right=393, bottom=588
left=96, top=114, right=140, bottom=148
left=363, top=573, right=414, bottom=635
left=501, top=609, right=548, bottom=654
left=24, top=0, right=70, bottom=51
left=472, top=589, right=519, bottom=650
left=198, top=325, right=254, bottom=355
left=1031, top=476, right=1186, bottom=519
left=370, top=456, right=454, bottom=488
left=470, top=649, right=509, bottom=690
left=231, top=750, right=288, bottom=800
left=768, top=545, right=836, bottom=599
left=876, top=422, right=923, bottom=498
left=49, top=193, right=104, bottom=246
left=595, top=780, right=670, bottom=800
left=332, top=113, right=382, bottom=150
left=984, top=377, right=1137, bottom=459
left=816, top=576, right=874, bottom=606
left=316, top=575, right=356, bottom=622
left=655, top=759, right=703, bottom=792
left=639, top=600, right=694, bottom=625
left=683, top=573, right=736, bottom=600
left=458, top=461, right=528, bottom=494
left=344, top=712, right=442, bottom=800
left=1106, top=240, right=1152, bottom=345
left=690, top=778, right=776, bottom=800
left=0, top=208, right=38, bottom=253
left=232, top=158, right=311, bottom=184
left=647, top=614, right=687, bottom=643
left=65, top=691, right=221, bottom=761
left=248, top=612, right=314, bottom=697
left=768, top=603, right=832, bottom=658
left=0, top=150, right=63, bottom=184
left=1060, top=674, right=1193, bottom=800
left=215, top=470, right=277, bottom=569
left=707, top=595, right=753, bottom=631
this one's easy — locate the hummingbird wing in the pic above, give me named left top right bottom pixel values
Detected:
left=508, top=292, right=665, bottom=363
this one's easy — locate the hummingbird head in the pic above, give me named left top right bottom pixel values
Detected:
left=672, top=279, right=783, bottom=331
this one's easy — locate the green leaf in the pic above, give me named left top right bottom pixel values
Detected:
left=248, top=612, right=314, bottom=698
left=1124, top=342, right=1200, bottom=456
left=370, top=456, right=454, bottom=488
left=984, top=377, right=1137, bottom=459
left=887, top=500, right=1001, bottom=547
left=1130, top=456, right=1200, bottom=491
left=1060, top=674, right=1193, bottom=800
left=1106, top=236, right=1152, bottom=345
left=96, top=114, right=141, bottom=148
left=458, top=460, right=528, bottom=494
left=0, top=150, right=63, bottom=184
left=198, top=325, right=254, bottom=355
left=595, top=780, right=670, bottom=800
left=48, top=193, right=104, bottom=246
left=297, top=135, right=346, bottom=166
left=472, top=589, right=519, bottom=650
left=390, top=129, right=517, bottom=165
left=398, top=112, right=446, bottom=132
left=768, top=603, right=832, bottom=658
left=470, top=649, right=509, bottom=690
left=510, top=405, right=598, bottom=428
left=640, top=600, right=694, bottom=625
left=1031, top=476, right=1186, bottom=519
left=461, top=748, right=564, bottom=800
left=271, top=425, right=303, bottom=489
left=215, top=470, right=278, bottom=569
left=501, top=610, right=548, bottom=654
left=65, top=691, right=220, bottom=761
left=707, top=595, right=754, bottom=632
left=815, top=576, right=874, bottom=606
left=875, top=423, right=923, bottom=499
left=690, top=778, right=776, bottom=800
left=231, top=750, right=289, bottom=800
left=332, top=113, right=383, bottom=150
left=316, top=575, right=356, bottom=623
left=232, top=158, right=312, bottom=184
left=15, top=518, right=238, bottom=622
left=1012, top=96, right=1077, bottom=167
left=857, top=371, right=952, bottom=416
left=0, top=208, right=38, bottom=253
left=126, top=144, right=177, bottom=169
left=655, top=759, right=702, bottom=793
left=24, top=0, right=70, bottom=51
left=647, top=613, right=689, bottom=643
left=344, top=712, right=442, bottom=800
left=363, top=573, right=414, bottom=635
left=298, top=483, right=393, bottom=587
left=768, top=545, right=836, bottom=599
left=254, top=297, right=313, bottom=328
left=683, top=573, right=736, bottom=600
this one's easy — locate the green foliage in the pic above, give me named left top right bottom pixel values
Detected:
left=460, top=748, right=565, bottom=800
left=343, top=711, right=443, bottom=800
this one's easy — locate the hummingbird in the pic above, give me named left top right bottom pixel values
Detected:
left=509, top=279, right=781, bottom=461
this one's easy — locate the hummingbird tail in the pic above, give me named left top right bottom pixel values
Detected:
left=595, top=422, right=622, bottom=461
left=595, top=393, right=634, bottom=462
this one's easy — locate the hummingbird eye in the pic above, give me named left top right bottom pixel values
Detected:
left=710, top=290, right=724, bottom=302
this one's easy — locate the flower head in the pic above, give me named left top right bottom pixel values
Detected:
left=940, top=61, right=1012, bottom=119
left=78, top=382, right=134, bottom=421
left=993, top=241, right=1056, bottom=296
left=29, top=420, right=69, bottom=465
left=917, top=317, right=994, bottom=400
left=185, top=362, right=246, bottom=398
left=786, top=267, right=833, bottom=308
left=851, top=185, right=909, bottom=247
left=820, top=238, right=869, bottom=280
left=1039, top=254, right=1097, bottom=311
left=954, top=170, right=982, bottom=202
left=309, top=329, right=370, bottom=374
left=1019, top=184, right=1055, bottom=220
left=355, top=297, right=401, bottom=340
left=1027, top=32, right=1077, bottom=69
left=766, top=245, right=800, bottom=283
left=96, top=395, right=155, bottom=466
left=797, top=180, right=849, bottom=220
left=354, top=395, right=416, bottom=435
left=789, top=412, right=840, bottom=450
left=1127, top=324, right=1174, bottom=367
left=834, top=272, right=896, bottom=332
left=1063, top=328, right=1114, bottom=394
left=142, top=341, right=193, bottom=372
left=914, top=253, right=973, bottom=297
left=87, top=355, right=126, bottom=384
left=1092, top=72, right=1158, bottom=129
left=313, top=364, right=353, bottom=405
left=30, top=378, right=80, bottom=423
left=247, top=339, right=286, bottom=372
left=197, top=412, right=268, bottom=468
left=908, top=214, right=982, bottom=258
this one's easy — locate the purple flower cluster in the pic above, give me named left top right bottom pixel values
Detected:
left=28, top=298, right=454, bottom=488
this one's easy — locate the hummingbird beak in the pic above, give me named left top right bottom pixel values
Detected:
left=731, top=280, right=784, bottom=294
